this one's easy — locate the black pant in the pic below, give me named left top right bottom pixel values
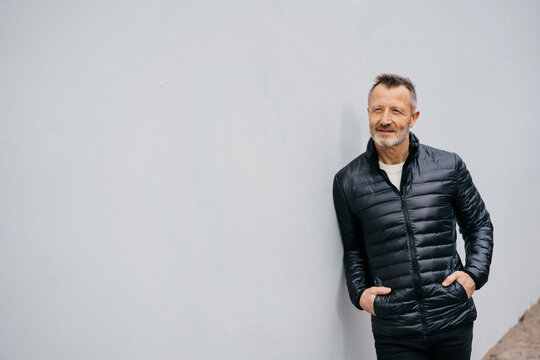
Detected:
left=373, top=323, right=473, bottom=360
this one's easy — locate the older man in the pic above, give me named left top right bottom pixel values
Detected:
left=332, top=74, right=493, bottom=359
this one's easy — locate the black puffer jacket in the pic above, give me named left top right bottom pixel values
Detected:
left=333, top=132, right=493, bottom=336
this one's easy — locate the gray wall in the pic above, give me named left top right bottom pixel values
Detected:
left=1, top=1, right=539, bottom=359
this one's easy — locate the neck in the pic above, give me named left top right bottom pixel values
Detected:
left=375, top=133, right=410, bottom=165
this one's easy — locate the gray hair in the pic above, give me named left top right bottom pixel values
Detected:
left=368, top=73, right=417, bottom=111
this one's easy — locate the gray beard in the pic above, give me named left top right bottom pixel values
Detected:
left=371, top=127, right=409, bottom=147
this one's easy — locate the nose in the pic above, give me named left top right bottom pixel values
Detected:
left=380, top=109, right=392, bottom=125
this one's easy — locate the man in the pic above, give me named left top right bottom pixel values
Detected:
left=332, top=74, right=493, bottom=360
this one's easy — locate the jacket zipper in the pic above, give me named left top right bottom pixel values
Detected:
left=378, top=162, right=428, bottom=334
left=400, top=191, right=428, bottom=334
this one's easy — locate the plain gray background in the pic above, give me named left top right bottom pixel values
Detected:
left=1, top=0, right=539, bottom=359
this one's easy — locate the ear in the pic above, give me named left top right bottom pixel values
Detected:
left=409, top=110, right=420, bottom=128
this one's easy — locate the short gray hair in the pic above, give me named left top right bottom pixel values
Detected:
left=368, top=73, right=417, bottom=111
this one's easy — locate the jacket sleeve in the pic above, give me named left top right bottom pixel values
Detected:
left=333, top=174, right=370, bottom=310
left=453, top=153, right=494, bottom=290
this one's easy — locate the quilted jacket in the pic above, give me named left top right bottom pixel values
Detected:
left=332, top=132, right=493, bottom=336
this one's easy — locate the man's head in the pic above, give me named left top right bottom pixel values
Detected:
left=367, top=74, right=420, bottom=147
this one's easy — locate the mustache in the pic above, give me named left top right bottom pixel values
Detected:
left=376, top=125, right=397, bottom=132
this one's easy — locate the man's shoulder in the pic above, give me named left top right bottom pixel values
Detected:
left=419, top=142, right=454, bottom=157
left=334, top=151, right=374, bottom=188
left=418, top=143, right=459, bottom=169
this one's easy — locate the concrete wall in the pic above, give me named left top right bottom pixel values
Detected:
left=1, top=1, right=539, bottom=359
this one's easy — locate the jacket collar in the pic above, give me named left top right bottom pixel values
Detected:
left=366, top=131, right=420, bottom=167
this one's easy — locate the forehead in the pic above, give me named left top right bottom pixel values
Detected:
left=369, top=84, right=411, bottom=107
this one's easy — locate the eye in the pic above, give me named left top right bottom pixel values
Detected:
left=392, top=109, right=402, bottom=114
left=373, top=108, right=383, bottom=113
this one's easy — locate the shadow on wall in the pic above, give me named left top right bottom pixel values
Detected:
left=336, top=270, right=374, bottom=359
left=335, top=105, right=374, bottom=359
left=340, top=105, right=365, bottom=165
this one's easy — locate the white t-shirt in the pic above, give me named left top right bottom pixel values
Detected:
left=379, top=161, right=405, bottom=190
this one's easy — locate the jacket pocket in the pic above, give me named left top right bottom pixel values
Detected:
left=454, top=280, right=469, bottom=300
left=373, top=294, right=405, bottom=326
left=373, top=294, right=383, bottom=317
left=447, top=281, right=468, bottom=302
left=373, top=294, right=395, bottom=319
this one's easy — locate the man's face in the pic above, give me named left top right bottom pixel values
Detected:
left=367, top=84, right=419, bottom=147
